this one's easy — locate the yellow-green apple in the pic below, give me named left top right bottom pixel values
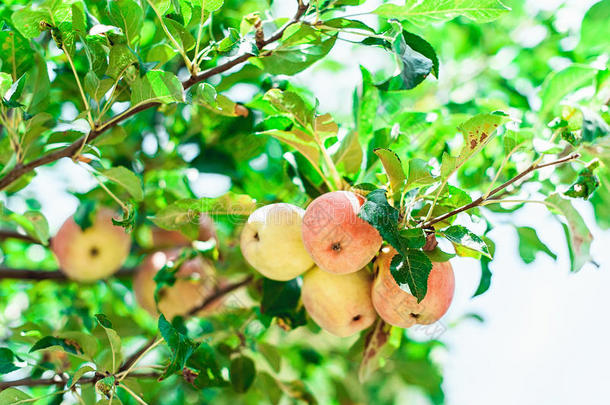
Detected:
left=301, top=266, right=377, bottom=337
left=51, top=208, right=131, bottom=282
left=151, top=213, right=217, bottom=248
left=133, top=250, right=223, bottom=319
left=302, top=191, right=382, bottom=274
left=372, top=247, right=454, bottom=328
left=240, top=203, right=313, bottom=281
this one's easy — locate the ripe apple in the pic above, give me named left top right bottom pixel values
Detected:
left=301, top=266, right=377, bottom=337
left=301, top=191, right=382, bottom=274
left=151, top=213, right=217, bottom=248
left=371, top=247, right=455, bottom=328
left=51, top=208, right=131, bottom=282
left=240, top=203, right=313, bottom=281
left=133, top=250, right=224, bottom=319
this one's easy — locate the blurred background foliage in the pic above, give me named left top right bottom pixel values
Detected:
left=0, top=0, right=608, bottom=403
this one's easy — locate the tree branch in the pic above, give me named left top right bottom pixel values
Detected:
left=0, top=267, right=134, bottom=281
left=0, top=2, right=310, bottom=191
left=0, top=230, right=39, bottom=244
left=187, top=274, right=254, bottom=316
left=423, top=153, right=581, bottom=228
left=0, top=372, right=159, bottom=390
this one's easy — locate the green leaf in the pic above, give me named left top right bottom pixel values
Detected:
left=516, top=226, right=557, bottom=264
left=359, top=320, right=401, bottom=382
left=108, top=0, right=144, bottom=45
left=101, top=166, right=143, bottom=201
left=106, top=44, right=138, bottom=79
left=261, top=278, right=299, bottom=316
left=3, top=74, right=27, bottom=108
left=95, top=314, right=122, bottom=373
left=260, top=278, right=307, bottom=328
left=399, top=228, right=426, bottom=249
left=390, top=250, right=433, bottom=301
left=193, top=83, right=245, bottom=117
left=159, top=315, right=200, bottom=379
left=30, top=336, right=80, bottom=354
left=0, top=388, right=31, bottom=405
left=230, top=355, right=256, bottom=393
left=256, top=34, right=337, bottom=76
left=457, top=112, right=509, bottom=166
left=376, top=30, right=434, bottom=91
left=540, top=65, right=598, bottom=118
left=258, top=128, right=321, bottom=167
left=69, top=365, right=96, bottom=388
left=257, top=342, right=281, bottom=373
left=359, top=189, right=432, bottom=301
left=0, top=348, right=20, bottom=374
left=564, top=159, right=600, bottom=200
left=374, top=148, right=406, bottom=196
left=581, top=107, right=610, bottom=144
left=71, top=3, right=87, bottom=33
left=131, top=70, right=184, bottom=104
left=373, top=0, right=510, bottom=26
left=406, top=158, right=436, bottom=188
left=473, top=256, right=492, bottom=297
left=578, top=0, right=610, bottom=56
left=545, top=194, right=593, bottom=272
left=12, top=7, right=50, bottom=38
left=1, top=208, right=50, bottom=245
left=441, top=225, right=491, bottom=259
left=263, top=89, right=315, bottom=129
left=331, top=130, right=363, bottom=175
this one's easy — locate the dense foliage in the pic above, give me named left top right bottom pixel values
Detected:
left=0, top=0, right=608, bottom=403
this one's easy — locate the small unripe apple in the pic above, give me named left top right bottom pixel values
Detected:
left=240, top=203, right=313, bottom=281
left=302, top=191, right=382, bottom=274
left=133, top=250, right=223, bottom=319
left=51, top=208, right=131, bottom=282
left=372, top=247, right=455, bottom=328
left=301, top=266, right=377, bottom=337
left=151, top=213, right=217, bottom=248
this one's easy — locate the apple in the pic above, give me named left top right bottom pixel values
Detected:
left=371, top=247, right=455, bottom=328
left=301, top=191, right=382, bottom=274
left=151, top=213, right=217, bottom=248
left=240, top=203, right=313, bottom=281
left=51, top=208, right=131, bottom=282
left=301, top=266, right=377, bottom=337
left=133, top=250, right=224, bottom=319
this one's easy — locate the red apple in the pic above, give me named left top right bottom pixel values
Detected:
left=372, top=247, right=455, bottom=328
left=302, top=191, right=382, bottom=274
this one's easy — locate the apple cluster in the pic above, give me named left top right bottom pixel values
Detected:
left=51, top=209, right=225, bottom=319
left=240, top=191, right=455, bottom=337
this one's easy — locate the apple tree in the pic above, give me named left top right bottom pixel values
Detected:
left=0, top=0, right=608, bottom=403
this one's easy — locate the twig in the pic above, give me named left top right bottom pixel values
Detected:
left=0, top=267, right=134, bottom=281
left=423, top=153, right=580, bottom=228
left=117, top=338, right=159, bottom=375
left=0, top=230, right=39, bottom=244
left=0, top=373, right=159, bottom=390
left=187, top=274, right=253, bottom=316
left=0, top=2, right=310, bottom=191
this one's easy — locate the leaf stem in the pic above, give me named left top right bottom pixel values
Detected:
left=145, top=0, right=193, bottom=72
left=62, top=45, right=94, bottom=129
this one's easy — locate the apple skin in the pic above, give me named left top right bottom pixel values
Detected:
left=133, top=250, right=224, bottom=319
left=301, top=266, right=377, bottom=337
left=371, top=247, right=455, bottom=328
left=51, top=208, right=131, bottom=282
left=151, top=213, right=217, bottom=248
left=240, top=203, right=313, bottom=281
left=301, top=191, right=382, bottom=274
